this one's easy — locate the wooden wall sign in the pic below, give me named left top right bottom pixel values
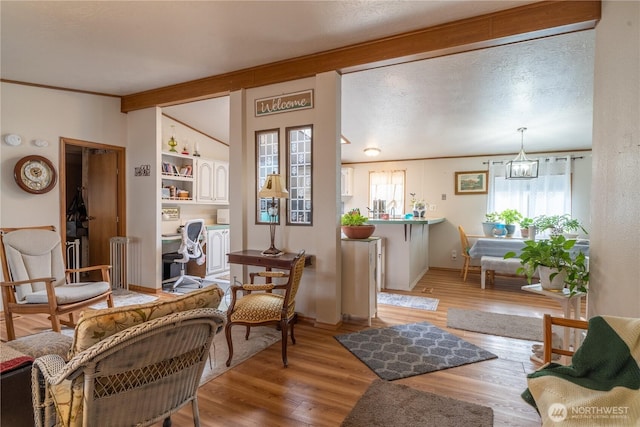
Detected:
left=255, top=90, right=314, bottom=117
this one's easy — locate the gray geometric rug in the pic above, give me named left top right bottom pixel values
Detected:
left=377, top=292, right=439, bottom=311
left=341, top=379, right=493, bottom=427
left=334, top=322, right=497, bottom=380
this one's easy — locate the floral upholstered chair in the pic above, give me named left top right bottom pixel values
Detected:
left=31, top=286, right=224, bottom=427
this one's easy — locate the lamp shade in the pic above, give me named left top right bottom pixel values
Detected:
left=259, top=173, right=289, bottom=198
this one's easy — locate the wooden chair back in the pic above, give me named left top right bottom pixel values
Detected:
left=543, top=314, right=589, bottom=363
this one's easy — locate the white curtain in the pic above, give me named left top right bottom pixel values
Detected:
left=369, top=170, right=405, bottom=216
left=488, top=155, right=572, bottom=218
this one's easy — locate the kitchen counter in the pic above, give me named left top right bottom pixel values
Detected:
left=367, top=217, right=445, bottom=225
left=367, top=217, right=445, bottom=291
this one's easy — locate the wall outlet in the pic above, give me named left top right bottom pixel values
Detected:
left=429, top=204, right=436, bottom=211
left=451, top=249, right=457, bottom=260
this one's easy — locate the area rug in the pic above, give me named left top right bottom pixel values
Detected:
left=89, top=288, right=158, bottom=309
left=341, top=379, right=493, bottom=427
left=447, top=308, right=547, bottom=341
left=334, top=322, right=497, bottom=380
left=199, top=325, right=281, bottom=385
left=377, top=292, right=439, bottom=311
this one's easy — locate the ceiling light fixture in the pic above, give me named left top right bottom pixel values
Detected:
left=363, top=147, right=381, bottom=157
left=506, top=127, right=538, bottom=179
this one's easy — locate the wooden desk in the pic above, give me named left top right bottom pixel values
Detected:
left=227, top=250, right=312, bottom=270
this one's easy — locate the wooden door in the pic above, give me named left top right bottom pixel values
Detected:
left=87, top=150, right=118, bottom=269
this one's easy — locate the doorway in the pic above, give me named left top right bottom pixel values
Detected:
left=59, top=137, right=126, bottom=277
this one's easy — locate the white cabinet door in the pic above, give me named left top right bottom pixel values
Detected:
left=213, top=161, right=229, bottom=204
left=196, top=158, right=215, bottom=203
left=341, top=167, right=353, bottom=197
left=206, top=228, right=230, bottom=274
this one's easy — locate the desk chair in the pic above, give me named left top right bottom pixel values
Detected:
left=163, top=219, right=206, bottom=291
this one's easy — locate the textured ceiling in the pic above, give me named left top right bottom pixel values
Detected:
left=1, top=1, right=594, bottom=162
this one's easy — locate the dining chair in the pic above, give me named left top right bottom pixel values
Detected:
left=0, top=225, right=113, bottom=341
left=458, top=225, right=481, bottom=281
left=225, top=250, right=306, bottom=368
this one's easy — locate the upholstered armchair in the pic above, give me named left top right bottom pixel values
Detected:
left=225, top=250, right=306, bottom=368
left=0, top=226, right=113, bottom=340
left=32, top=286, right=225, bottom=427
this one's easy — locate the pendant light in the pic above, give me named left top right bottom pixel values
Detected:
left=506, top=127, right=538, bottom=179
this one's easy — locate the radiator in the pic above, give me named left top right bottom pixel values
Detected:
left=109, top=237, right=131, bottom=290
left=65, top=239, right=80, bottom=283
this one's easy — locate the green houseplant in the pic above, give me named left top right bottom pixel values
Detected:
left=499, top=209, right=522, bottom=237
left=519, top=217, right=534, bottom=238
left=534, top=214, right=587, bottom=237
left=505, top=234, right=589, bottom=294
left=341, top=209, right=375, bottom=239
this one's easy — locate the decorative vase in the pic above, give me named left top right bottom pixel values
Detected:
left=482, top=221, right=499, bottom=237
left=538, top=266, right=567, bottom=290
left=341, top=225, right=375, bottom=239
left=505, top=224, right=516, bottom=237
left=492, top=223, right=507, bottom=237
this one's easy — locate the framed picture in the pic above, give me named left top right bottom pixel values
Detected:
left=455, top=170, right=488, bottom=195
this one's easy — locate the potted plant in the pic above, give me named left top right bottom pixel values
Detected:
left=482, top=212, right=502, bottom=237
left=534, top=214, right=587, bottom=238
left=519, top=217, right=534, bottom=238
left=505, top=235, right=588, bottom=293
left=341, top=208, right=376, bottom=239
left=499, top=209, right=522, bottom=237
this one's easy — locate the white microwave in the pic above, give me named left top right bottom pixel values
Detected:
left=217, top=209, right=230, bottom=224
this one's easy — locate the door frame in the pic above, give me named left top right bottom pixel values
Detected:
left=59, top=137, right=127, bottom=242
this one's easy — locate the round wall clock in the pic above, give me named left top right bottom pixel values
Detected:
left=14, top=155, right=57, bottom=194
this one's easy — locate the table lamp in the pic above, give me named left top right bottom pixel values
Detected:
left=259, top=173, right=289, bottom=256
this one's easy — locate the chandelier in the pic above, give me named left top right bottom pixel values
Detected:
left=506, top=127, right=538, bottom=179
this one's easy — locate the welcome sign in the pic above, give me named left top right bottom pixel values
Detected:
left=255, top=90, right=314, bottom=116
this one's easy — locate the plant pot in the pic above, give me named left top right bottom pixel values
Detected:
left=538, top=266, right=567, bottom=291
left=520, top=228, right=529, bottom=238
left=505, top=224, right=516, bottom=237
left=341, top=225, right=375, bottom=239
left=482, top=222, right=499, bottom=237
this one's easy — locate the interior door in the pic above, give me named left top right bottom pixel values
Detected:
left=87, top=150, right=118, bottom=270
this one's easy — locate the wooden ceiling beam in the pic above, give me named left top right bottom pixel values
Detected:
left=121, top=0, right=600, bottom=113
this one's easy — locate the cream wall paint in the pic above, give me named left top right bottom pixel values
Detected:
left=0, top=83, right=126, bottom=228
left=127, top=108, right=162, bottom=290
left=589, top=1, right=640, bottom=318
left=229, top=73, right=342, bottom=324
left=343, top=150, right=592, bottom=270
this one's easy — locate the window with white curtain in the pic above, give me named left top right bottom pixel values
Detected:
left=487, top=155, right=572, bottom=218
left=369, top=170, right=405, bottom=217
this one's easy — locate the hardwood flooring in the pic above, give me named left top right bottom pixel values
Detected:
left=2, top=269, right=573, bottom=426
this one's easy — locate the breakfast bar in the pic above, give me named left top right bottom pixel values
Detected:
left=366, top=217, right=444, bottom=291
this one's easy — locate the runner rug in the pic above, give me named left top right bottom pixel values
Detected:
left=446, top=308, right=546, bottom=341
left=377, top=292, right=439, bottom=311
left=341, top=379, right=493, bottom=427
left=334, top=322, right=497, bottom=380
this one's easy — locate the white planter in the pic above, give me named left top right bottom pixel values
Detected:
left=538, top=266, right=567, bottom=290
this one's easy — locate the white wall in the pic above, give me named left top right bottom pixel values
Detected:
left=343, top=150, right=592, bottom=270
left=0, top=83, right=126, bottom=227
left=589, top=0, right=640, bottom=318
left=229, top=73, right=342, bottom=325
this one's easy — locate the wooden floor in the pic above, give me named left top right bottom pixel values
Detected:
left=2, top=269, right=574, bottom=426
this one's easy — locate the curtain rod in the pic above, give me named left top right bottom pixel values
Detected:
left=482, top=156, right=584, bottom=165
